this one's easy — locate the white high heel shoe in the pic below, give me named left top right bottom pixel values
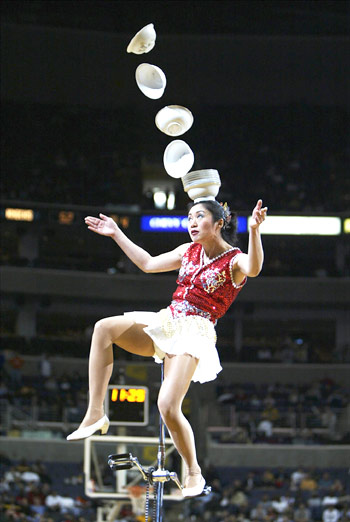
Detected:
left=66, top=415, right=110, bottom=441
left=182, top=475, right=206, bottom=498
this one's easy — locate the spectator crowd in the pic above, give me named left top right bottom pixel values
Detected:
left=0, top=349, right=349, bottom=446
left=1, top=455, right=349, bottom=522
left=213, top=378, right=349, bottom=445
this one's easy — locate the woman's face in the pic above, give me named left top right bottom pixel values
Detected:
left=187, top=204, right=222, bottom=243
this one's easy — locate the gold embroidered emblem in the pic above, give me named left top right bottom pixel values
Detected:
left=201, top=268, right=226, bottom=293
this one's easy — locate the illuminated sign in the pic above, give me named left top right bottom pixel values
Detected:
left=110, top=215, right=130, bottom=229
left=141, top=215, right=248, bottom=233
left=105, top=385, right=149, bottom=426
left=5, top=208, right=34, bottom=222
left=344, top=218, right=350, bottom=234
left=248, top=216, right=341, bottom=236
left=141, top=216, right=188, bottom=232
left=58, top=211, right=75, bottom=225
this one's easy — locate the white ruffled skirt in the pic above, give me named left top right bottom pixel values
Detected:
left=124, top=308, right=222, bottom=384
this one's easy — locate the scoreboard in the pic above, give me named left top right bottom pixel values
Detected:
left=104, top=385, right=149, bottom=426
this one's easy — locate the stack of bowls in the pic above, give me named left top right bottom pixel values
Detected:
left=182, top=169, right=221, bottom=201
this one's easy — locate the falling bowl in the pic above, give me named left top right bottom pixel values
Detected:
left=127, top=23, right=156, bottom=55
left=163, top=140, right=194, bottom=179
left=155, top=105, right=194, bottom=136
left=135, top=63, right=166, bottom=99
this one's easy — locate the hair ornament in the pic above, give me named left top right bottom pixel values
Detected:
left=220, top=202, right=232, bottom=229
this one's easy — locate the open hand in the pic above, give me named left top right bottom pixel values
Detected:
left=84, top=213, right=118, bottom=237
left=250, top=199, right=268, bottom=229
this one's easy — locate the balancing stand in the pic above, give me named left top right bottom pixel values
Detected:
left=107, top=361, right=211, bottom=521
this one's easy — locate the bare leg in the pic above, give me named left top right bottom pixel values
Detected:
left=157, top=354, right=202, bottom=489
left=80, top=316, right=154, bottom=428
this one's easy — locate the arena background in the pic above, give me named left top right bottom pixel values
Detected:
left=0, top=1, right=349, bottom=521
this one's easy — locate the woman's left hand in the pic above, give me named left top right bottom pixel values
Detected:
left=250, top=199, right=268, bottom=229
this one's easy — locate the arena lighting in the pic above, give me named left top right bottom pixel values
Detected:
left=109, top=215, right=130, bottom=229
left=248, top=216, right=341, bottom=235
left=58, top=210, right=74, bottom=225
left=141, top=215, right=248, bottom=233
left=167, top=191, right=176, bottom=210
left=5, top=208, right=34, bottom=222
left=344, top=218, right=350, bottom=233
left=153, top=190, right=167, bottom=209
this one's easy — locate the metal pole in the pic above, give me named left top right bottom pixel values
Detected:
left=108, top=361, right=192, bottom=521
left=155, top=361, right=165, bottom=522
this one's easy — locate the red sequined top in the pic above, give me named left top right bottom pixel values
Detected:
left=170, top=243, right=246, bottom=324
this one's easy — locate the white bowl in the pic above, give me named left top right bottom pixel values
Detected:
left=187, top=185, right=220, bottom=201
left=155, top=105, right=194, bottom=136
left=163, top=140, right=194, bottom=179
left=135, top=63, right=166, bottom=99
left=127, top=24, right=156, bottom=54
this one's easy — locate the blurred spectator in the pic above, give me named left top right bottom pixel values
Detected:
left=30, top=496, right=46, bottom=517
left=250, top=502, right=267, bottom=520
left=272, top=495, right=295, bottom=514
left=0, top=378, right=9, bottom=399
left=294, top=502, right=311, bottom=522
left=290, top=468, right=306, bottom=490
left=45, top=490, right=62, bottom=512
left=257, top=347, right=273, bottom=362
left=319, top=472, right=334, bottom=489
left=322, top=504, right=341, bottom=522
left=261, top=470, right=276, bottom=489
left=322, top=494, right=340, bottom=507
left=20, top=470, right=40, bottom=483
left=230, top=480, right=248, bottom=511
left=220, top=486, right=233, bottom=508
left=300, top=473, right=318, bottom=491
left=8, top=351, right=24, bottom=388
left=321, top=406, right=337, bottom=435
left=39, top=354, right=52, bottom=379
left=243, top=471, right=258, bottom=492
left=27, top=484, right=46, bottom=506
left=330, top=479, right=345, bottom=495
left=262, top=405, right=280, bottom=423
left=257, top=415, right=273, bottom=438
left=279, top=336, right=295, bottom=363
left=307, top=491, right=323, bottom=517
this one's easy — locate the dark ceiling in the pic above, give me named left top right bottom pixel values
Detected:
left=1, top=0, right=349, bottom=36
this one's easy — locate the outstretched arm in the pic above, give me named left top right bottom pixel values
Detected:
left=232, top=199, right=268, bottom=279
left=85, top=213, right=189, bottom=273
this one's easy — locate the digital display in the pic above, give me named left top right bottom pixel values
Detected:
left=105, top=385, right=149, bottom=426
left=110, top=387, right=146, bottom=403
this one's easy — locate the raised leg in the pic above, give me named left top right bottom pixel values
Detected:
left=80, top=316, right=154, bottom=428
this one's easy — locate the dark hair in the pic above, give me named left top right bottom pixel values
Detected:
left=189, top=200, right=238, bottom=246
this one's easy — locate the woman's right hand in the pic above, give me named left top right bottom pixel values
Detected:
left=85, top=213, right=118, bottom=237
